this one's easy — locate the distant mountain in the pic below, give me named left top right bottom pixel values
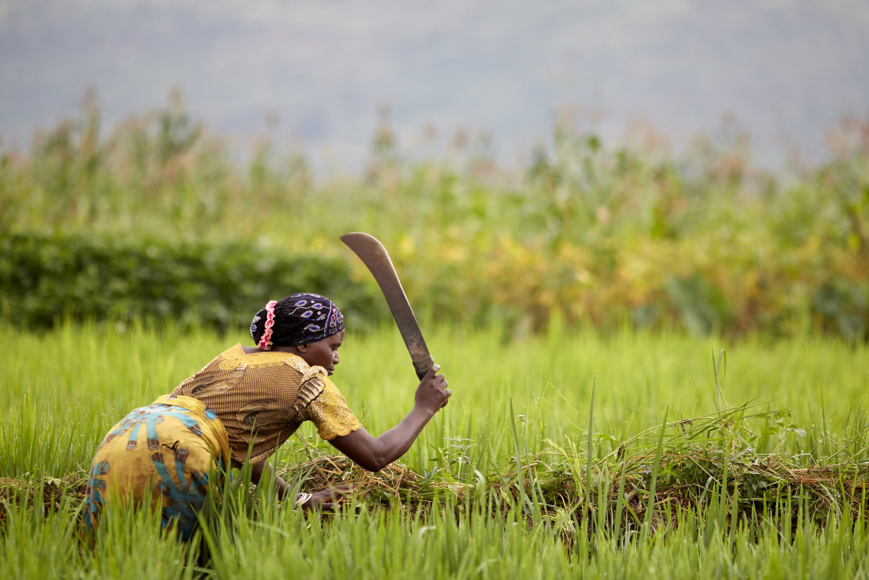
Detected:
left=2, top=0, right=867, bottom=171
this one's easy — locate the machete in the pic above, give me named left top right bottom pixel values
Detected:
left=340, top=232, right=434, bottom=380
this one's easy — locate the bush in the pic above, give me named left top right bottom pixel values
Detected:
left=0, top=232, right=386, bottom=332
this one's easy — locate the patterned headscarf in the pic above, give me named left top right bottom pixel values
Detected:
left=250, top=293, right=345, bottom=350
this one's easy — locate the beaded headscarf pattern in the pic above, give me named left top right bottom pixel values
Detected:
left=254, top=300, right=277, bottom=350
left=250, top=293, right=345, bottom=349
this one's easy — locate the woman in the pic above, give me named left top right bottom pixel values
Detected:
left=83, top=292, right=451, bottom=540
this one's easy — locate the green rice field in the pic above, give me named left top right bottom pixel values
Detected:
left=2, top=87, right=867, bottom=579
left=1, top=321, right=867, bottom=578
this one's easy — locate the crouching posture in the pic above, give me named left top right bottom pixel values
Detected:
left=83, top=292, right=450, bottom=540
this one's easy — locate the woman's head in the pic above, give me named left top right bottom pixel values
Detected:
left=250, top=293, right=345, bottom=351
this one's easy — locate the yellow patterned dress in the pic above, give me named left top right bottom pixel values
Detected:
left=84, top=345, right=362, bottom=540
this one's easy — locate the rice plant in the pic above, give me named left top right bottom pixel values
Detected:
left=1, top=320, right=867, bottom=577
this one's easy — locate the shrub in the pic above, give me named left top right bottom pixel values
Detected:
left=0, top=232, right=386, bottom=332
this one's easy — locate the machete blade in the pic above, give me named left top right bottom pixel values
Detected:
left=340, top=232, right=434, bottom=380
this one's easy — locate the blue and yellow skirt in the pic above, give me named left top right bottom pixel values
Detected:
left=83, top=394, right=231, bottom=540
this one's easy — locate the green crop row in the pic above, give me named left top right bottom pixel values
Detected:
left=2, top=320, right=867, bottom=578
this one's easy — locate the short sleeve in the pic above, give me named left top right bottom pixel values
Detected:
left=304, top=378, right=362, bottom=440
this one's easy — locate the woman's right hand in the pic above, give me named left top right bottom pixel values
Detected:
left=415, top=364, right=451, bottom=414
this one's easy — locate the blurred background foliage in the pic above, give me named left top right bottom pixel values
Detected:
left=0, top=232, right=385, bottom=332
left=1, top=95, right=867, bottom=341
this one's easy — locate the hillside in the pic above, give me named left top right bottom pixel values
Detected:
left=1, top=0, right=868, bottom=170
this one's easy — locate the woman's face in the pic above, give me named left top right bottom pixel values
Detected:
left=298, top=330, right=344, bottom=375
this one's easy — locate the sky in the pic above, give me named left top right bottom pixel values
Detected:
left=1, top=0, right=868, bottom=172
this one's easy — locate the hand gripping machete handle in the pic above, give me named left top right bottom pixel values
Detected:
left=340, top=233, right=434, bottom=380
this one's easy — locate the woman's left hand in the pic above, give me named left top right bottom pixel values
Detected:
left=299, top=485, right=351, bottom=512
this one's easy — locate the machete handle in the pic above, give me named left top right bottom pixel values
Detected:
left=413, top=354, right=435, bottom=381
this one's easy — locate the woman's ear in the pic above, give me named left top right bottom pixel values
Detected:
left=296, top=344, right=308, bottom=353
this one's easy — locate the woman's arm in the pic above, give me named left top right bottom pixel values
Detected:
left=251, top=364, right=449, bottom=506
left=250, top=459, right=291, bottom=499
left=329, top=364, right=450, bottom=472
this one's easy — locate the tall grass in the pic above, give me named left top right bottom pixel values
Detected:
left=3, top=475, right=868, bottom=578
left=1, top=320, right=866, bottom=478
left=1, top=321, right=867, bottom=577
